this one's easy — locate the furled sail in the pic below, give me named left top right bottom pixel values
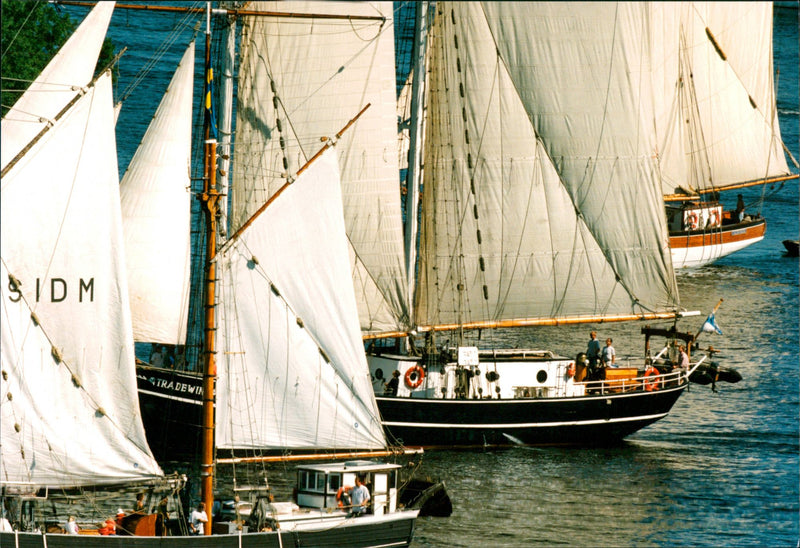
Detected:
left=1, top=1, right=115, bottom=171
left=651, top=2, right=791, bottom=196
left=414, top=2, right=678, bottom=329
left=120, top=42, right=194, bottom=344
left=232, top=1, right=409, bottom=335
left=0, top=72, right=163, bottom=487
left=215, top=147, right=386, bottom=451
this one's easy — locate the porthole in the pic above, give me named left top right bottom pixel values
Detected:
left=536, top=370, right=548, bottom=383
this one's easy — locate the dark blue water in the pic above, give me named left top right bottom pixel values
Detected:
left=66, top=3, right=799, bottom=546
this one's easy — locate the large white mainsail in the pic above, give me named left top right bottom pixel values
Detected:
left=216, top=147, right=386, bottom=450
left=120, top=42, right=194, bottom=344
left=0, top=71, right=162, bottom=486
left=412, top=2, right=678, bottom=330
left=232, top=1, right=409, bottom=335
left=1, top=1, right=115, bottom=171
left=651, top=2, right=791, bottom=195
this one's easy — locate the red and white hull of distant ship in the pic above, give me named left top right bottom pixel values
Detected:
left=670, top=217, right=766, bottom=269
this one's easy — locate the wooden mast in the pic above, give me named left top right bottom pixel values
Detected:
left=199, top=3, right=218, bottom=534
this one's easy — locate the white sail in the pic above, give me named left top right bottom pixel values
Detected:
left=232, top=1, right=409, bottom=335
left=413, top=2, right=678, bottom=329
left=1, top=1, right=115, bottom=171
left=0, top=72, right=163, bottom=487
left=216, top=147, right=386, bottom=450
left=651, top=2, right=790, bottom=195
left=120, top=42, right=194, bottom=344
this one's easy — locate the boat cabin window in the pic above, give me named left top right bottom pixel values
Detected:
left=298, top=470, right=343, bottom=494
left=298, top=470, right=324, bottom=492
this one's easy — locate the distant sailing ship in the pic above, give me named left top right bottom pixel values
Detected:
left=653, top=2, right=798, bottom=268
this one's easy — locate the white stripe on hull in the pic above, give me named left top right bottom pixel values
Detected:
left=382, top=412, right=669, bottom=430
left=138, top=389, right=203, bottom=405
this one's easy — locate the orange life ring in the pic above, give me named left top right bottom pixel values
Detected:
left=685, top=212, right=698, bottom=230
left=644, top=366, right=659, bottom=391
left=336, top=486, right=352, bottom=508
left=567, top=363, right=576, bottom=378
left=709, top=209, right=719, bottom=227
left=404, top=366, right=425, bottom=389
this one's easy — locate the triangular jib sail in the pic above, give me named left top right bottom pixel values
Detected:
left=120, top=41, right=195, bottom=344
left=1, top=1, right=115, bottom=171
left=0, top=70, right=162, bottom=487
left=216, top=147, right=386, bottom=451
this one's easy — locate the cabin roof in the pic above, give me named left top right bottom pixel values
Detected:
left=298, top=460, right=402, bottom=474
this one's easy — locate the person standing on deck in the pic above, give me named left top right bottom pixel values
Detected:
left=384, top=370, right=400, bottom=396
left=678, top=345, right=690, bottom=370
left=189, top=502, right=208, bottom=535
left=586, top=331, right=602, bottom=378
left=155, top=497, right=169, bottom=536
left=349, top=475, right=370, bottom=517
left=601, top=338, right=616, bottom=368
left=735, top=194, right=746, bottom=222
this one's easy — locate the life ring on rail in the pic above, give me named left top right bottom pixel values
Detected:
left=567, top=363, right=576, bottom=378
left=708, top=208, right=719, bottom=228
left=684, top=211, right=699, bottom=230
left=644, top=366, right=660, bottom=392
left=336, top=486, right=352, bottom=508
left=404, top=366, right=425, bottom=389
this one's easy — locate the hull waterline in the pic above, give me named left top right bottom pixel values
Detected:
left=670, top=217, right=766, bottom=269
left=376, top=384, right=687, bottom=448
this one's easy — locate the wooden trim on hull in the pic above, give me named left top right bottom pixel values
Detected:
left=670, top=217, right=766, bottom=268
left=375, top=384, right=687, bottom=447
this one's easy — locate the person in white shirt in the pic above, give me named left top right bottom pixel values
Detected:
left=601, top=338, right=616, bottom=368
left=189, top=502, right=208, bottom=535
left=678, top=345, right=690, bottom=369
left=65, top=516, right=79, bottom=535
left=349, top=475, right=370, bottom=517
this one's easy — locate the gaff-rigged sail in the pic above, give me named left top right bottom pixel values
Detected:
left=231, top=1, right=409, bottom=335
left=0, top=72, right=163, bottom=487
left=215, top=147, right=386, bottom=451
left=413, top=2, right=678, bottom=330
left=1, top=1, right=115, bottom=171
left=120, top=42, right=194, bottom=344
left=651, top=2, right=792, bottom=196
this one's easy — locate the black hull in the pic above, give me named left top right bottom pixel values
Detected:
left=376, top=384, right=687, bottom=448
left=136, top=365, right=203, bottom=460
left=1, top=513, right=417, bottom=547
